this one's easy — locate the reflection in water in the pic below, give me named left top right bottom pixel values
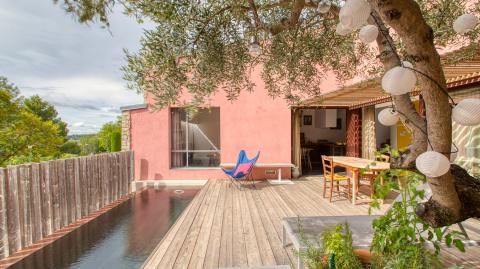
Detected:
left=11, top=188, right=199, bottom=269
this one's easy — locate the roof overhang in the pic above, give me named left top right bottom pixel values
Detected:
left=295, top=46, right=480, bottom=110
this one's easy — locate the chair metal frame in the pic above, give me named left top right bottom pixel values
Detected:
left=222, top=150, right=260, bottom=189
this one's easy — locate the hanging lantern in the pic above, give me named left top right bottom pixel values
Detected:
left=317, top=0, right=331, bottom=14
left=336, top=23, right=352, bottom=36
left=452, top=98, right=480, bottom=126
left=249, top=41, right=262, bottom=56
left=339, top=0, right=371, bottom=30
left=416, top=151, right=451, bottom=178
left=378, top=108, right=399, bottom=126
left=359, top=24, right=378, bottom=43
left=453, top=14, right=479, bottom=34
left=381, top=62, right=417, bottom=95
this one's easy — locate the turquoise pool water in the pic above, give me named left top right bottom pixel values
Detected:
left=11, top=187, right=200, bottom=269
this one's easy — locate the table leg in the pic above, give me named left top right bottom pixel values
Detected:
left=352, top=170, right=358, bottom=205
left=278, top=168, right=282, bottom=182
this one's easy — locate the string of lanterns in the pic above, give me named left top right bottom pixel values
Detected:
left=322, top=0, right=480, bottom=178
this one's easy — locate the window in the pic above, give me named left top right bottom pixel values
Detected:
left=171, top=108, right=220, bottom=168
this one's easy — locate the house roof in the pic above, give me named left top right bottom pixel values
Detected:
left=296, top=47, right=480, bottom=109
left=120, top=103, right=147, bottom=111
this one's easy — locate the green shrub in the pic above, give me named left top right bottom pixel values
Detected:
left=110, top=131, right=121, bottom=152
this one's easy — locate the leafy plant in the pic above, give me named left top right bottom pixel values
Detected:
left=297, top=221, right=363, bottom=269
left=368, top=148, right=466, bottom=269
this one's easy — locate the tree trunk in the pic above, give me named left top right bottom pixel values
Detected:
left=368, top=0, right=466, bottom=227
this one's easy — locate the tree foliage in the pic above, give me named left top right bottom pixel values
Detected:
left=24, top=95, right=69, bottom=139
left=0, top=77, right=64, bottom=166
left=54, top=0, right=479, bottom=107
left=52, top=0, right=480, bottom=226
left=97, top=117, right=121, bottom=152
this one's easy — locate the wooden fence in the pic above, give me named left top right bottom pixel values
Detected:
left=0, top=151, right=134, bottom=259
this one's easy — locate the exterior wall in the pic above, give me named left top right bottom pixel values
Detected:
left=128, top=67, right=292, bottom=180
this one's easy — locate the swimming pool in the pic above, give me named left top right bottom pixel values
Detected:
left=10, top=187, right=200, bottom=269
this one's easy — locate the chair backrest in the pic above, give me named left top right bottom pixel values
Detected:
left=321, top=155, right=333, bottom=180
left=231, top=150, right=260, bottom=179
left=376, top=154, right=390, bottom=162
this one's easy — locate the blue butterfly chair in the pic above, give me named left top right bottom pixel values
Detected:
left=222, top=150, right=260, bottom=188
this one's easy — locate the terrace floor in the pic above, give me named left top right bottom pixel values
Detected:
left=142, top=177, right=480, bottom=269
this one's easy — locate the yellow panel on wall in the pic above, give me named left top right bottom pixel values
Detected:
left=395, top=100, right=420, bottom=150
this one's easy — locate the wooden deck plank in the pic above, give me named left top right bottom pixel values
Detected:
left=186, top=181, right=222, bottom=269
left=142, top=181, right=212, bottom=268
left=231, top=184, right=248, bottom=267
left=142, top=178, right=480, bottom=269
left=238, top=189, right=262, bottom=267
left=173, top=181, right=220, bottom=268
left=202, top=181, right=227, bottom=269
left=218, top=182, right=234, bottom=268
left=243, top=189, right=276, bottom=266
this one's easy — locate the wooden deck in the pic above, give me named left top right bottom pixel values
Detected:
left=142, top=177, right=480, bottom=269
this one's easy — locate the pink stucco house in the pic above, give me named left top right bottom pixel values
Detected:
left=121, top=67, right=294, bottom=181
left=121, top=48, right=480, bottom=182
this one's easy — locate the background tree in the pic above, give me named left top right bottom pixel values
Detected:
left=97, top=117, right=122, bottom=152
left=0, top=77, right=64, bottom=166
left=53, top=0, right=480, bottom=226
left=79, top=134, right=104, bottom=155
left=59, top=140, right=81, bottom=155
left=24, top=95, right=69, bottom=139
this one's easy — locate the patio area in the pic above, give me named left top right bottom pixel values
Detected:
left=141, top=178, right=480, bottom=269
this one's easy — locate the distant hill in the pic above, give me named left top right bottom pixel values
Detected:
left=67, top=134, right=96, bottom=141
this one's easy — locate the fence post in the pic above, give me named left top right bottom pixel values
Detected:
left=0, top=168, right=9, bottom=259
left=40, top=162, right=53, bottom=237
left=30, top=163, right=43, bottom=243
left=0, top=152, right=135, bottom=259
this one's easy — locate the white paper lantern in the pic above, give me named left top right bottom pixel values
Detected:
left=453, top=14, right=479, bottom=34
left=339, top=0, right=371, bottom=30
left=336, top=23, right=352, bottom=36
left=249, top=42, right=262, bottom=56
left=381, top=63, right=417, bottom=95
left=378, top=108, right=399, bottom=126
left=402, top=61, right=413, bottom=69
left=452, top=98, right=480, bottom=126
left=416, top=151, right=451, bottom=178
left=317, top=0, right=331, bottom=14
left=359, top=25, right=378, bottom=43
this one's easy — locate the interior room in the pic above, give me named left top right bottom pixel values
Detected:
left=299, top=108, right=347, bottom=174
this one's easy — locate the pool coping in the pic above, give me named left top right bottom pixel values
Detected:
left=131, top=180, right=208, bottom=191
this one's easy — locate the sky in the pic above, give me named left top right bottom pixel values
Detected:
left=0, top=1, right=152, bottom=134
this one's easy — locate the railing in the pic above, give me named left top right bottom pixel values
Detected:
left=0, top=151, right=134, bottom=259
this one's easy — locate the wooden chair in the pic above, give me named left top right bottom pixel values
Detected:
left=301, top=148, right=313, bottom=171
left=362, top=154, right=390, bottom=198
left=321, top=155, right=351, bottom=202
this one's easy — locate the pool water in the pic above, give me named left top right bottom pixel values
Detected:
left=11, top=187, right=200, bottom=269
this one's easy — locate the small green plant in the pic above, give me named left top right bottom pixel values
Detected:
left=297, top=222, right=363, bottom=269
left=368, top=147, right=466, bottom=269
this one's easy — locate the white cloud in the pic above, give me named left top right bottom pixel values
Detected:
left=0, top=0, right=152, bottom=134
left=72, top=122, right=84, bottom=127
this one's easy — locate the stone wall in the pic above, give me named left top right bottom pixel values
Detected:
left=121, top=111, right=131, bottom=151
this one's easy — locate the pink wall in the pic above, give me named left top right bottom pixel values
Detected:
left=129, top=67, right=292, bottom=180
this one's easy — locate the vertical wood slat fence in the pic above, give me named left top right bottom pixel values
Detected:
left=0, top=151, right=134, bottom=259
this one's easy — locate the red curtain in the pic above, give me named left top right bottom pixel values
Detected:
left=346, top=108, right=362, bottom=157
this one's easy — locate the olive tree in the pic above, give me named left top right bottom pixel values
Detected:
left=54, top=0, right=480, bottom=227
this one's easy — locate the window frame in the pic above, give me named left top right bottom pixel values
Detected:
left=170, top=108, right=221, bottom=168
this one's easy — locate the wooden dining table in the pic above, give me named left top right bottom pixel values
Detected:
left=330, top=156, right=390, bottom=205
